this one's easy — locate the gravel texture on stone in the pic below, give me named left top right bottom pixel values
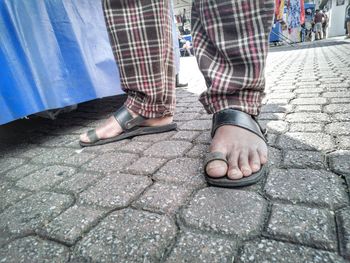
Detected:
left=153, top=158, right=205, bottom=187
left=79, top=173, right=152, bottom=209
left=265, top=169, right=349, bottom=209
left=165, top=231, right=236, bottom=263
left=72, top=209, right=176, bottom=262
left=55, top=172, right=104, bottom=194
left=179, top=120, right=211, bottom=131
left=0, top=157, right=26, bottom=174
left=337, top=208, right=350, bottom=260
left=328, top=150, right=350, bottom=176
left=133, top=182, right=193, bottom=214
left=326, top=122, right=350, bottom=136
left=0, top=188, right=31, bottom=212
left=239, top=239, right=347, bottom=263
left=277, top=132, right=334, bottom=151
left=181, top=188, right=267, bottom=237
left=143, top=141, right=192, bottom=158
left=0, top=192, right=73, bottom=235
left=266, top=203, right=337, bottom=250
left=282, top=151, right=326, bottom=169
left=125, top=157, right=167, bottom=175
left=0, top=236, right=70, bottom=263
left=286, top=112, right=329, bottom=123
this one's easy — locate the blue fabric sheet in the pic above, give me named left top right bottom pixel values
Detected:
left=0, top=0, right=122, bottom=125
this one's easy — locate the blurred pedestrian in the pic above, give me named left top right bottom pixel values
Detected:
left=80, top=0, right=274, bottom=188
left=314, top=9, right=324, bottom=40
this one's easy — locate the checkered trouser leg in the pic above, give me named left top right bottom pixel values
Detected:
left=102, top=0, right=175, bottom=118
left=192, top=0, right=274, bottom=116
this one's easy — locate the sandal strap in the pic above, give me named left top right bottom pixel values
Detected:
left=211, top=109, right=266, bottom=142
left=113, top=106, right=147, bottom=131
left=86, top=129, right=99, bottom=143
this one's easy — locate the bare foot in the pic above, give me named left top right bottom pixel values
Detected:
left=80, top=110, right=173, bottom=143
left=206, top=125, right=268, bottom=180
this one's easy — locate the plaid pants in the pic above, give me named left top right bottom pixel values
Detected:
left=102, top=0, right=274, bottom=118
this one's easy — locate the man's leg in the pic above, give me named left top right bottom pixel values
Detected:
left=81, top=0, right=175, bottom=143
left=191, top=0, right=274, bottom=179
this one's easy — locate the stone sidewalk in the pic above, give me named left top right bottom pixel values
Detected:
left=0, top=38, right=350, bottom=262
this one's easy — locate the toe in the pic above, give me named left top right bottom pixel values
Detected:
left=258, top=148, right=268, bottom=164
left=238, top=150, right=252, bottom=177
left=227, top=153, right=243, bottom=180
left=249, top=150, right=261, bottom=173
left=206, top=160, right=228, bottom=178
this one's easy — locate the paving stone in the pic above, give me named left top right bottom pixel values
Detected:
left=143, top=141, right=192, bottom=158
left=277, top=132, right=334, bottom=151
left=258, top=113, right=285, bottom=121
left=326, top=122, right=350, bottom=135
left=328, top=150, right=350, bottom=176
left=333, top=113, right=350, bottom=121
left=267, top=93, right=295, bottom=99
left=118, top=141, right=152, bottom=153
left=125, top=157, right=167, bottom=175
left=181, top=188, right=267, bottom=237
left=294, top=105, right=323, bottom=112
left=82, top=140, right=130, bottom=153
left=337, top=208, right=350, bottom=260
left=0, top=188, right=31, bottom=212
left=186, top=144, right=209, bottom=158
left=336, top=136, right=350, bottom=149
left=171, top=130, right=201, bottom=141
left=31, top=134, right=77, bottom=147
left=0, top=192, right=73, bottom=235
left=0, top=157, right=26, bottom=174
left=266, top=203, right=336, bottom=250
left=165, top=231, right=236, bottom=263
left=265, top=169, right=349, bottom=209
left=55, top=172, right=104, bottom=194
left=239, top=239, right=346, bottom=263
left=261, top=104, right=293, bottom=113
left=294, top=88, right=324, bottom=94
left=30, top=147, right=77, bottom=165
left=286, top=112, right=329, bottom=123
left=297, top=93, right=320, bottom=98
left=154, top=158, right=205, bottom=187
left=283, top=151, right=326, bottom=169
left=194, top=131, right=211, bottom=144
left=179, top=120, right=211, bottom=131
left=289, top=123, right=324, bottom=132
left=79, top=174, right=152, bottom=209
left=0, top=236, right=70, bottom=263
left=264, top=121, right=288, bottom=134
left=39, top=205, right=103, bottom=245
left=291, top=98, right=327, bottom=105
left=173, top=112, right=201, bottom=121
left=321, top=83, right=350, bottom=89
left=268, top=147, right=282, bottom=168
left=72, top=209, right=176, bottom=262
left=15, top=165, right=76, bottom=191
left=1, top=144, right=48, bottom=159
left=133, top=182, right=193, bottom=214
left=4, top=164, right=43, bottom=181
left=324, top=104, right=350, bottom=113
left=323, top=91, right=350, bottom=98
left=132, top=131, right=177, bottom=142
left=83, top=152, right=138, bottom=173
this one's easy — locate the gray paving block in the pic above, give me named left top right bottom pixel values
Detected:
left=31, top=134, right=77, bottom=147
left=30, top=148, right=76, bottom=165
left=336, top=136, right=350, bottom=149
left=186, top=144, right=209, bottom=158
left=132, top=131, right=176, bottom=142
left=194, top=131, right=211, bottom=144
left=337, top=208, right=350, bottom=260
left=39, top=205, right=103, bottom=245
left=15, top=165, right=76, bottom=191
left=268, top=147, right=282, bottom=168
left=324, top=104, right=350, bottom=113
left=277, top=132, right=334, bottom=151
left=328, top=150, right=350, bottom=176
left=258, top=113, right=285, bottom=121
left=4, top=164, right=43, bottom=181
left=0, top=192, right=73, bottom=235
left=283, top=151, right=326, bottom=169
left=133, top=182, right=193, bottom=214
left=333, top=113, right=350, bottom=121
left=286, top=112, right=329, bottom=123
left=82, top=139, right=129, bottom=153
left=294, top=105, right=323, bottom=112
left=294, top=88, right=324, bottom=94
left=323, top=91, right=350, bottom=98
left=179, top=120, right=211, bottom=131
left=119, top=141, right=152, bottom=153
left=83, top=152, right=138, bottom=173
left=265, top=121, right=288, bottom=134
left=265, top=169, right=349, bottom=209
left=326, top=122, right=350, bottom=135
left=154, top=158, right=205, bottom=187
left=0, top=236, right=70, bottom=263
left=0, top=188, right=31, bottom=212
left=72, top=209, right=176, bottom=262
left=260, top=104, right=293, bottom=113
left=173, top=112, right=201, bottom=121
left=79, top=173, right=152, bottom=209
left=267, top=93, right=295, bottom=99
left=125, top=157, right=167, bottom=175
left=165, top=231, right=236, bottom=263
left=171, top=130, right=201, bottom=141
left=55, top=172, right=104, bottom=194
left=0, top=157, right=26, bottom=174
left=181, top=188, right=267, bottom=238
left=291, top=98, right=327, bottom=105
left=238, top=239, right=346, bottom=263
left=289, top=123, right=324, bottom=132
left=143, top=141, right=192, bottom=158
left=266, top=203, right=337, bottom=250
left=330, top=97, right=350, bottom=103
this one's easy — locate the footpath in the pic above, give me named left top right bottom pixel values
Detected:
left=0, top=38, right=350, bottom=262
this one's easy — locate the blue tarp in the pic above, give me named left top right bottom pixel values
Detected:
left=0, top=0, right=122, bottom=125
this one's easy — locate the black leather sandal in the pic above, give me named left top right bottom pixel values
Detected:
left=79, top=106, right=177, bottom=147
left=204, top=109, right=267, bottom=188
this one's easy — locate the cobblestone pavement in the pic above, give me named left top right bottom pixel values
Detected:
left=1, top=38, right=350, bottom=262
